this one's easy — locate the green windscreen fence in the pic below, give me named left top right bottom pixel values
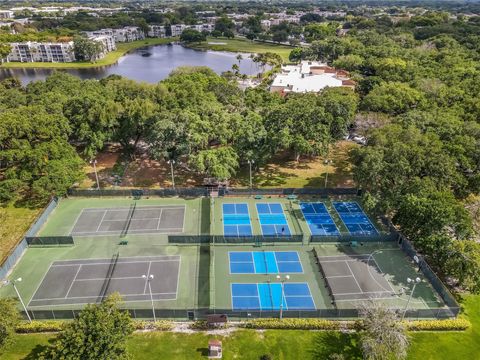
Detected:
left=25, top=236, right=74, bottom=247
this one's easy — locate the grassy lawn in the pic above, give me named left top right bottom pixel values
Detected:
left=1, top=38, right=177, bottom=69
left=408, top=294, right=480, bottom=359
left=0, top=206, right=41, bottom=264
left=187, top=37, right=295, bottom=62
left=1, top=295, right=478, bottom=359
left=234, top=141, right=357, bottom=188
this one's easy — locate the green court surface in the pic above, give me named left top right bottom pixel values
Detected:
left=314, top=242, right=444, bottom=311
left=0, top=195, right=452, bottom=319
left=39, top=197, right=209, bottom=241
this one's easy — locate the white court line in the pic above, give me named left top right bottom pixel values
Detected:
left=51, top=254, right=180, bottom=264
left=52, top=259, right=179, bottom=267
left=74, top=276, right=144, bottom=282
left=332, top=290, right=395, bottom=296
left=82, top=206, right=185, bottom=212
left=28, top=262, right=54, bottom=306
left=30, top=291, right=178, bottom=302
left=65, top=265, right=82, bottom=298
left=345, top=261, right=363, bottom=293
left=95, top=210, right=108, bottom=232
left=69, top=208, right=86, bottom=235
left=156, top=209, right=163, bottom=230
left=71, top=227, right=184, bottom=235
left=143, top=261, right=152, bottom=294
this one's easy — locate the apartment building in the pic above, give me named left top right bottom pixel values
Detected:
left=84, top=26, right=144, bottom=43
left=89, top=35, right=116, bottom=55
left=0, top=10, right=14, bottom=19
left=8, top=41, right=75, bottom=62
left=148, top=25, right=167, bottom=38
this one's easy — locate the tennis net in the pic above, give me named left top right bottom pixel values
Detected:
left=121, top=202, right=137, bottom=237
left=98, top=252, right=120, bottom=302
left=312, top=248, right=336, bottom=305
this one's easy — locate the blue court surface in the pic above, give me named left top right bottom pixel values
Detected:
left=300, top=202, right=340, bottom=236
left=256, top=203, right=291, bottom=236
left=229, top=251, right=303, bottom=274
left=333, top=202, right=378, bottom=235
left=231, top=282, right=316, bottom=310
left=223, top=203, right=253, bottom=237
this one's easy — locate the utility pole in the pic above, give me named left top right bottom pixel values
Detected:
left=90, top=159, right=100, bottom=190
left=167, top=160, right=175, bottom=189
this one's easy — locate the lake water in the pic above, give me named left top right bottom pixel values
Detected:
left=0, top=44, right=263, bottom=85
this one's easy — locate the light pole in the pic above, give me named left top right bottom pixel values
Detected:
left=247, top=160, right=254, bottom=190
left=276, top=274, right=290, bottom=319
left=324, top=159, right=331, bottom=188
left=402, top=277, right=421, bottom=320
left=5, top=278, right=31, bottom=322
left=142, top=274, right=156, bottom=321
left=90, top=159, right=100, bottom=190
left=167, top=160, right=175, bottom=189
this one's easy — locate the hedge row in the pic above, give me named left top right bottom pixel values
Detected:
left=15, top=318, right=469, bottom=334
left=243, top=318, right=471, bottom=331
left=16, top=320, right=173, bottom=333
left=403, top=318, right=471, bottom=331
left=243, top=318, right=356, bottom=330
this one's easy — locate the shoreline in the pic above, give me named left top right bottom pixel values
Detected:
left=0, top=37, right=178, bottom=69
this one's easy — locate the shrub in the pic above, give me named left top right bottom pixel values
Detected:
left=16, top=320, right=66, bottom=333
left=243, top=318, right=354, bottom=330
left=404, top=319, right=470, bottom=331
left=154, top=320, right=174, bottom=331
left=189, top=320, right=210, bottom=330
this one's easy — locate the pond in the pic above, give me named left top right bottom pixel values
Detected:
left=0, top=44, right=263, bottom=85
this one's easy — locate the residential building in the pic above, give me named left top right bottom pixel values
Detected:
left=89, top=35, right=116, bottom=55
left=0, top=10, right=14, bottom=19
left=270, top=61, right=355, bottom=95
left=170, top=24, right=186, bottom=37
left=84, top=26, right=144, bottom=43
left=8, top=41, right=75, bottom=62
left=148, top=25, right=167, bottom=38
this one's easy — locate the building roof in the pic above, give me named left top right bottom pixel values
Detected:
left=271, top=61, right=353, bottom=93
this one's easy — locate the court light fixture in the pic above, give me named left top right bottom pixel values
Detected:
left=6, top=277, right=31, bottom=322
left=142, top=274, right=156, bottom=321
left=276, top=275, right=290, bottom=320
left=402, top=277, right=421, bottom=320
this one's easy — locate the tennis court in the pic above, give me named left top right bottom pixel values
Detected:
left=28, top=255, right=180, bottom=307
left=300, top=202, right=339, bottom=236
left=223, top=203, right=253, bottom=236
left=316, top=253, right=395, bottom=302
left=70, top=205, right=186, bottom=236
left=229, top=251, right=303, bottom=274
left=333, top=202, right=378, bottom=235
left=256, top=203, right=291, bottom=236
left=231, top=282, right=316, bottom=310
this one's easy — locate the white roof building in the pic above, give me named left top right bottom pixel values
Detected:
left=270, top=61, right=355, bottom=95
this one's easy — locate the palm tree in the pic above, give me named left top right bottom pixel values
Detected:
left=236, top=54, right=243, bottom=65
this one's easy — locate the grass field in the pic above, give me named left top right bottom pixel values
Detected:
left=1, top=38, right=177, bottom=69
left=1, top=295, right=478, bottom=359
left=0, top=206, right=41, bottom=264
left=187, top=37, right=295, bottom=62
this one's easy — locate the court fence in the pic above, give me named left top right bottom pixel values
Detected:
left=67, top=187, right=361, bottom=198
left=26, top=236, right=74, bottom=247
left=168, top=234, right=395, bottom=245
left=21, top=305, right=457, bottom=321
left=0, top=197, right=59, bottom=281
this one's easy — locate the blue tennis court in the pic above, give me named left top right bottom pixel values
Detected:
left=231, top=282, right=316, bottom=310
left=223, top=203, right=253, bottom=236
left=333, top=201, right=378, bottom=235
left=256, top=203, right=291, bottom=236
left=300, top=202, right=340, bottom=236
left=229, top=251, right=303, bottom=274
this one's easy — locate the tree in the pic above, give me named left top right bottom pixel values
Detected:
left=180, top=29, right=206, bottom=43
left=214, top=16, right=235, bottom=35
left=40, top=294, right=134, bottom=360
left=0, top=298, right=20, bottom=351
left=362, top=82, right=424, bottom=115
left=189, top=147, right=239, bottom=180
left=73, top=36, right=104, bottom=62
left=0, top=42, right=11, bottom=62
left=246, top=32, right=257, bottom=41
left=359, top=302, right=409, bottom=360
left=289, top=48, right=304, bottom=62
